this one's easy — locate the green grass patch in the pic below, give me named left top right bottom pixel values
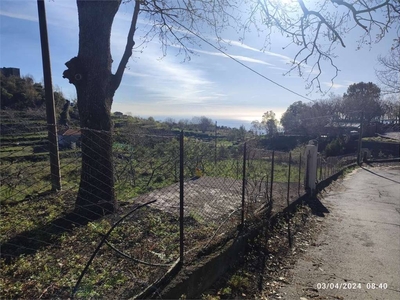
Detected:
left=1, top=202, right=218, bottom=299
left=1, top=133, right=48, bottom=142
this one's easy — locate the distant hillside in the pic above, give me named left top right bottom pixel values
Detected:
left=0, top=73, right=67, bottom=112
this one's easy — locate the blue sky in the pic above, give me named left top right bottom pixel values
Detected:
left=0, top=0, right=397, bottom=128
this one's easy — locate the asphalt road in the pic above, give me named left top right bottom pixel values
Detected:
left=275, top=165, right=400, bottom=300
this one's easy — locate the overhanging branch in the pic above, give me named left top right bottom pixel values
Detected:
left=256, top=0, right=398, bottom=92
left=112, top=0, right=141, bottom=92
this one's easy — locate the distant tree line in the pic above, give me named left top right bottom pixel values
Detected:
left=114, top=113, right=250, bottom=142
left=1, top=73, right=66, bottom=112
left=114, top=114, right=216, bottom=133
left=3, top=75, right=398, bottom=143
left=0, top=74, right=248, bottom=141
left=1, top=73, right=79, bottom=126
left=251, top=82, right=399, bottom=138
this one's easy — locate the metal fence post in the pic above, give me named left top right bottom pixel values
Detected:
left=214, top=121, right=217, bottom=165
left=305, top=151, right=310, bottom=193
left=298, top=153, right=302, bottom=195
left=286, top=152, right=292, bottom=208
left=270, top=151, right=275, bottom=203
left=241, top=142, right=247, bottom=227
left=287, top=152, right=292, bottom=249
left=236, top=159, right=239, bottom=180
left=357, top=111, right=364, bottom=165
left=179, top=131, right=184, bottom=264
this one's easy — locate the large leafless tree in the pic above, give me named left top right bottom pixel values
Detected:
left=63, top=0, right=241, bottom=216
left=247, top=0, right=400, bottom=92
left=63, top=0, right=399, bottom=217
left=375, top=47, right=400, bottom=95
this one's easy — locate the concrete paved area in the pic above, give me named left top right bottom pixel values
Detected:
left=275, top=165, right=400, bottom=299
left=379, top=132, right=400, bottom=141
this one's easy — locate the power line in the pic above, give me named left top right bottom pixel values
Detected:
left=166, top=16, right=314, bottom=102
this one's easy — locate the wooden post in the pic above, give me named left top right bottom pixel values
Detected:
left=37, top=0, right=61, bottom=191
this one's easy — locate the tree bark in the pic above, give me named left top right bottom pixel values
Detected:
left=64, top=0, right=120, bottom=217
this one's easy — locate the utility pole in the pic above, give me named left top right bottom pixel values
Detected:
left=37, top=0, right=62, bottom=191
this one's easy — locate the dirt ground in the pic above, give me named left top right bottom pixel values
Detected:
left=134, top=176, right=303, bottom=224
left=266, top=164, right=400, bottom=300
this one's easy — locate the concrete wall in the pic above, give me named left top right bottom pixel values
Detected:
left=159, top=229, right=259, bottom=299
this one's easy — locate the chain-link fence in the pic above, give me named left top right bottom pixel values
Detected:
left=1, top=112, right=182, bottom=298
left=0, top=111, right=361, bottom=298
left=317, top=153, right=358, bottom=182
left=245, top=145, right=307, bottom=215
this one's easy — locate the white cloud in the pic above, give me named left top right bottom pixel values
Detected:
left=219, top=38, right=324, bottom=80
left=322, top=81, right=348, bottom=89
left=190, top=48, right=274, bottom=66
left=0, top=10, right=37, bottom=22
left=0, top=1, right=78, bottom=30
left=221, top=38, right=294, bottom=63
left=120, top=48, right=224, bottom=106
left=264, top=51, right=293, bottom=63
left=226, top=40, right=261, bottom=52
left=124, top=70, right=151, bottom=78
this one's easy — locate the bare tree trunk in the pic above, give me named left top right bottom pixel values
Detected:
left=64, top=1, right=120, bottom=216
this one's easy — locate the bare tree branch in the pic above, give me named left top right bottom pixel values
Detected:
left=298, top=0, right=346, bottom=47
left=253, top=0, right=400, bottom=93
left=375, top=47, right=400, bottom=95
left=112, top=0, right=141, bottom=92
